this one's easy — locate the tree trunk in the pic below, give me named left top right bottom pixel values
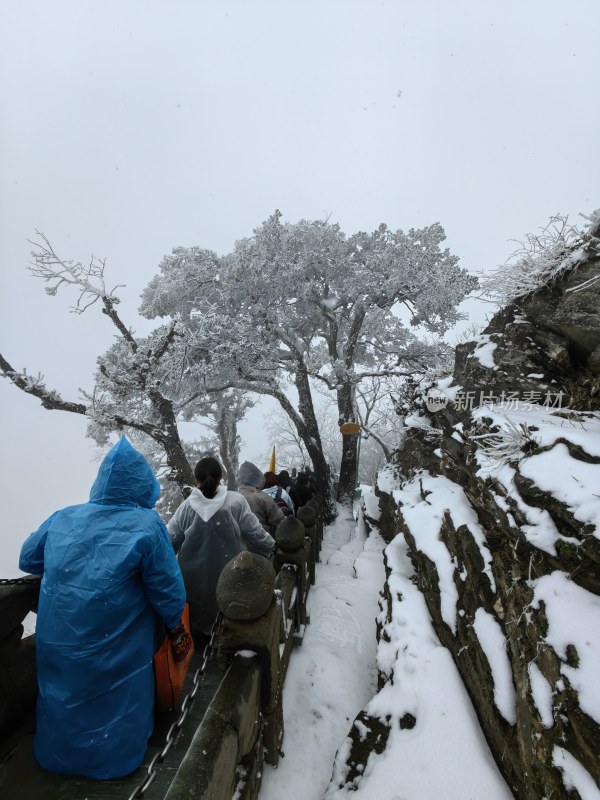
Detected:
left=159, top=433, right=195, bottom=494
left=336, top=381, right=359, bottom=508
left=217, top=405, right=240, bottom=490
left=138, top=390, right=195, bottom=495
left=293, top=372, right=336, bottom=521
left=247, top=371, right=336, bottom=521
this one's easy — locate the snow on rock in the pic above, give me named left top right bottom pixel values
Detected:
left=472, top=404, right=600, bottom=554
left=472, top=608, right=517, bottom=725
left=392, top=476, right=459, bottom=633
left=553, top=747, right=600, bottom=800
left=471, top=403, right=600, bottom=458
left=373, top=397, right=600, bottom=796
left=393, top=472, right=496, bottom=627
left=376, top=464, right=403, bottom=494
left=529, top=571, right=600, bottom=724
left=362, top=490, right=381, bottom=522
left=467, top=334, right=498, bottom=369
left=527, top=662, right=554, bottom=728
left=519, top=443, right=600, bottom=538
left=435, top=375, right=463, bottom=402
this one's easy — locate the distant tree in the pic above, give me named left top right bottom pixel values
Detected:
left=264, top=408, right=310, bottom=470
left=141, top=212, right=476, bottom=507
left=354, top=376, right=406, bottom=463
left=199, top=390, right=254, bottom=488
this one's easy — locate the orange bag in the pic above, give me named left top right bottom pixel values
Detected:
left=153, top=604, right=195, bottom=713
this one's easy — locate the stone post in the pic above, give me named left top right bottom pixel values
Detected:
left=273, top=518, right=311, bottom=628
left=296, top=506, right=317, bottom=585
left=307, top=495, right=324, bottom=554
left=216, top=552, right=284, bottom=767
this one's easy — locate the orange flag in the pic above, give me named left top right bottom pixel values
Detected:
left=267, top=446, right=276, bottom=473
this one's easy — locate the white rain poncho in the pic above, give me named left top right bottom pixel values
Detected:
left=168, top=484, right=274, bottom=634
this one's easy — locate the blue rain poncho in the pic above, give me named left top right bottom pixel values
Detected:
left=19, top=437, right=186, bottom=780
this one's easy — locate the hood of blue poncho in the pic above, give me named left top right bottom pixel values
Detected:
left=89, top=437, right=160, bottom=508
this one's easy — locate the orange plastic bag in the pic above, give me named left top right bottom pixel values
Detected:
left=153, top=604, right=195, bottom=713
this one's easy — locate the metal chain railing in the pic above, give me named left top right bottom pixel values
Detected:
left=127, top=612, right=223, bottom=800
left=0, top=577, right=41, bottom=585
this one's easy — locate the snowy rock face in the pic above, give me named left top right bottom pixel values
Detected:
left=454, top=253, right=600, bottom=407
left=365, top=253, right=600, bottom=799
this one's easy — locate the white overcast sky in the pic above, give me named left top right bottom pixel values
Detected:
left=1, top=0, right=599, bottom=572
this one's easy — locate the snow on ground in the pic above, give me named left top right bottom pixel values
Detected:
left=327, top=534, right=512, bottom=800
left=261, top=502, right=512, bottom=800
left=260, top=506, right=385, bottom=800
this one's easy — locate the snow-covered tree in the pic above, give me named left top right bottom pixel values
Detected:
left=198, top=390, right=254, bottom=488
left=0, top=234, right=251, bottom=499
left=141, top=211, right=476, bottom=507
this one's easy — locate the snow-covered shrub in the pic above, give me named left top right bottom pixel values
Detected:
left=560, top=371, right=600, bottom=412
left=480, top=211, right=600, bottom=307
left=470, top=418, right=541, bottom=467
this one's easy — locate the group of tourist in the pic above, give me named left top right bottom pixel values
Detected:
left=18, top=438, right=316, bottom=781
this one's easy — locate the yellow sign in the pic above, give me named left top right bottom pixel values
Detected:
left=339, top=422, right=361, bottom=436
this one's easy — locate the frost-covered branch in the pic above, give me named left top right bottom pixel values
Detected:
left=0, top=353, right=87, bottom=414
left=356, top=368, right=415, bottom=380
left=29, top=232, right=125, bottom=314
left=101, top=296, right=137, bottom=348
left=480, top=213, right=599, bottom=307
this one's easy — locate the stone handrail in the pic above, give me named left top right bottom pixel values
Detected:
left=0, top=579, right=40, bottom=760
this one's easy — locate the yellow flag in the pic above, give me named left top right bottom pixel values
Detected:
left=267, top=446, right=276, bottom=473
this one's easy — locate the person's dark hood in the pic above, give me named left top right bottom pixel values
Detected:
left=89, top=437, right=160, bottom=508
left=237, top=461, right=265, bottom=489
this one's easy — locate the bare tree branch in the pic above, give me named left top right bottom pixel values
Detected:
left=28, top=231, right=124, bottom=313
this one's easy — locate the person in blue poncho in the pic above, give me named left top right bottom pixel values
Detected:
left=19, top=437, right=189, bottom=780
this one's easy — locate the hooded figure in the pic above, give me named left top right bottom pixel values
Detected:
left=290, top=468, right=316, bottom=510
left=19, top=437, right=186, bottom=780
left=262, top=471, right=294, bottom=516
left=168, top=457, right=275, bottom=637
left=237, top=461, right=285, bottom=534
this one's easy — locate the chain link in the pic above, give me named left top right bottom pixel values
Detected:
left=0, top=576, right=41, bottom=585
left=127, top=612, right=222, bottom=800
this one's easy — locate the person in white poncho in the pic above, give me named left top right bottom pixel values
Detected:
left=167, top=457, right=275, bottom=639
